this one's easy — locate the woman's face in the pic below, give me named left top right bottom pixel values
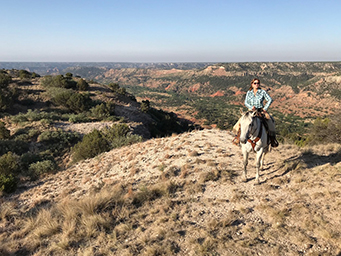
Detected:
left=252, top=80, right=260, bottom=90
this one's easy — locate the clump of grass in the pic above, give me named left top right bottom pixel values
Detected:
left=230, top=189, right=249, bottom=202
left=198, top=169, right=220, bottom=184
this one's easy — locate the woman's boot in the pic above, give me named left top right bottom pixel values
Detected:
left=269, top=131, right=279, bottom=147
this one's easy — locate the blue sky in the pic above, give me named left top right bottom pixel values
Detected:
left=1, top=0, right=340, bottom=62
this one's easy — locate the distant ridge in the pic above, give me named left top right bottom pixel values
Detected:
left=0, top=62, right=214, bottom=75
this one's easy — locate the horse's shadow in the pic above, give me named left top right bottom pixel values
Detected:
left=248, top=149, right=341, bottom=184
left=259, top=149, right=341, bottom=184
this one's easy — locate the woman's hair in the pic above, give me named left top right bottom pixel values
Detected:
left=248, top=78, right=261, bottom=91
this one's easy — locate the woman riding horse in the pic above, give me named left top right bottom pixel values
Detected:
left=234, top=78, right=278, bottom=147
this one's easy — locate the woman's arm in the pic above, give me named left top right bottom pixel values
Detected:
left=244, top=91, right=253, bottom=110
left=263, top=90, right=273, bottom=111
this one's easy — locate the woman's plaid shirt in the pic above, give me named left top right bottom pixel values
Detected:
left=244, top=89, right=273, bottom=111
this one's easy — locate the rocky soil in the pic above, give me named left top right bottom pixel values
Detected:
left=3, top=128, right=341, bottom=255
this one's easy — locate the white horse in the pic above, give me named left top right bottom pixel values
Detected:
left=239, top=111, right=269, bottom=184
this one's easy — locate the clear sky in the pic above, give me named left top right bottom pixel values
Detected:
left=1, top=0, right=340, bottom=62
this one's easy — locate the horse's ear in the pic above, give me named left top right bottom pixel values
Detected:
left=251, top=111, right=257, bottom=117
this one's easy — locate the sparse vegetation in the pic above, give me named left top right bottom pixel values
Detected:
left=0, top=64, right=341, bottom=255
left=72, top=124, right=142, bottom=162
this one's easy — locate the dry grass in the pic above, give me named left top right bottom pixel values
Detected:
left=1, top=129, right=341, bottom=255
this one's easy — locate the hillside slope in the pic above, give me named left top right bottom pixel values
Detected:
left=1, top=129, right=341, bottom=255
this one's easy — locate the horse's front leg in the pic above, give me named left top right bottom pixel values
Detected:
left=242, top=148, right=249, bottom=182
left=255, top=149, right=264, bottom=184
left=260, top=152, right=265, bottom=171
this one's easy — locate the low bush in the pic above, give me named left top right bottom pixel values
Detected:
left=29, top=160, right=56, bottom=179
left=307, top=114, right=341, bottom=144
left=0, top=152, right=20, bottom=193
left=102, top=124, right=142, bottom=149
left=77, top=79, right=89, bottom=91
left=68, top=113, right=91, bottom=123
left=90, top=102, right=115, bottom=119
left=41, top=75, right=77, bottom=89
left=10, top=109, right=61, bottom=124
left=0, top=152, right=20, bottom=176
left=0, top=73, right=11, bottom=88
left=38, top=129, right=81, bottom=156
left=108, top=83, right=120, bottom=92
left=19, top=70, right=32, bottom=80
left=0, top=122, right=10, bottom=139
left=72, top=124, right=142, bottom=162
left=0, top=140, right=29, bottom=156
left=140, top=100, right=150, bottom=113
left=66, top=93, right=92, bottom=113
left=53, top=91, right=92, bottom=113
left=0, top=174, right=17, bottom=193
left=72, top=130, right=110, bottom=162
left=0, top=73, right=16, bottom=111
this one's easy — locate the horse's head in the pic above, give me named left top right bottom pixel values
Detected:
left=239, top=111, right=258, bottom=144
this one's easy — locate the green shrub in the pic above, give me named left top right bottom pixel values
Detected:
left=140, top=100, right=150, bottom=113
left=10, top=109, right=61, bottom=124
left=19, top=70, right=31, bottom=80
left=31, top=72, right=40, bottom=78
left=0, top=152, right=20, bottom=176
left=29, top=160, right=56, bottom=179
left=53, top=91, right=92, bottom=113
left=38, top=129, right=81, bottom=156
left=77, top=79, right=89, bottom=91
left=307, top=115, right=341, bottom=144
left=0, top=75, right=16, bottom=111
left=72, top=130, right=110, bottom=162
left=0, top=152, right=19, bottom=193
left=41, top=75, right=77, bottom=89
left=66, top=93, right=92, bottom=113
left=148, top=108, right=189, bottom=137
left=0, top=140, right=29, bottom=157
left=0, top=174, right=17, bottom=193
left=37, top=129, right=80, bottom=158
left=108, top=83, right=120, bottom=92
left=0, top=73, right=11, bottom=88
left=102, top=124, right=142, bottom=148
left=68, top=113, right=91, bottom=123
left=20, top=152, right=42, bottom=171
left=107, top=83, right=127, bottom=95
left=0, top=122, right=10, bottom=139
left=90, top=102, right=115, bottom=119
left=65, top=72, right=73, bottom=79
left=52, top=90, right=74, bottom=106
left=102, top=123, right=130, bottom=138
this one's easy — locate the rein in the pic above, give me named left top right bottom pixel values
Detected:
left=247, top=117, right=263, bottom=151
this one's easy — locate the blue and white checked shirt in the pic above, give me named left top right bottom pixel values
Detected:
left=244, top=89, right=273, bottom=111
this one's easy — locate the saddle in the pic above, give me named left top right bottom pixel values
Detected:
left=233, top=110, right=279, bottom=147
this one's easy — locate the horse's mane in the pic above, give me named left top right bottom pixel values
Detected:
left=241, top=111, right=253, bottom=120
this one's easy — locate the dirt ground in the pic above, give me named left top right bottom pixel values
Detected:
left=2, top=128, right=341, bottom=255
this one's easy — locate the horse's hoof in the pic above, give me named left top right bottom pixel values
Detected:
left=254, top=181, right=260, bottom=186
left=243, top=178, right=248, bottom=183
